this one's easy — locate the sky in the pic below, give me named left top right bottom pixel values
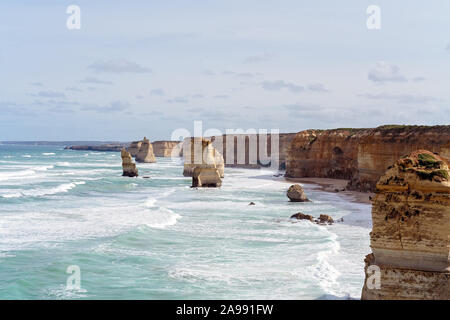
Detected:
left=1, top=0, right=449, bottom=141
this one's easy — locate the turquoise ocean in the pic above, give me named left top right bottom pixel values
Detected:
left=0, top=144, right=371, bottom=299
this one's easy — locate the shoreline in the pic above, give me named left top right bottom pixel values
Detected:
left=284, top=177, right=373, bottom=205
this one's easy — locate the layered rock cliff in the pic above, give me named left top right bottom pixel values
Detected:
left=135, top=137, right=156, bottom=163
left=350, top=125, right=450, bottom=191
left=285, top=125, right=450, bottom=192
left=285, top=129, right=369, bottom=179
left=152, top=141, right=182, bottom=158
left=361, top=150, right=450, bottom=300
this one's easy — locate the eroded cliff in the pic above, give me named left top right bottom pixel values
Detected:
left=285, top=125, right=450, bottom=192
left=361, top=150, right=450, bottom=299
left=152, top=141, right=182, bottom=158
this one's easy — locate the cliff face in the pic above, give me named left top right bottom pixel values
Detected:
left=361, top=150, right=450, bottom=300
left=351, top=126, right=450, bottom=191
left=285, top=126, right=450, bottom=192
left=285, top=129, right=369, bottom=179
left=135, top=137, right=156, bottom=163
left=152, top=141, right=182, bottom=158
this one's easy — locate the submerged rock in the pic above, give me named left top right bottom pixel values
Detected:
left=121, top=149, right=138, bottom=177
left=290, top=212, right=314, bottom=221
left=317, top=214, right=334, bottom=224
left=286, top=184, right=309, bottom=202
left=249, top=202, right=255, bottom=206
left=135, top=137, right=156, bottom=163
left=361, top=150, right=450, bottom=300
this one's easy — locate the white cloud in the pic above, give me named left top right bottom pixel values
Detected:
left=80, top=77, right=113, bottom=85
left=150, top=88, right=165, bottom=96
left=243, top=53, right=274, bottom=64
left=368, top=62, right=407, bottom=83
left=36, top=91, right=66, bottom=98
left=307, top=83, right=329, bottom=92
left=260, top=80, right=304, bottom=93
left=359, top=93, right=438, bottom=104
left=88, top=59, right=151, bottom=74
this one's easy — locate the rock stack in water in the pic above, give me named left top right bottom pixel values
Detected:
left=121, top=149, right=138, bottom=177
left=361, top=150, right=450, bottom=300
left=286, top=184, right=309, bottom=202
left=135, top=137, right=156, bottom=163
left=183, top=138, right=222, bottom=187
left=128, top=140, right=142, bottom=157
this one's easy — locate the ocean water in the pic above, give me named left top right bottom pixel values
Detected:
left=0, top=145, right=371, bottom=300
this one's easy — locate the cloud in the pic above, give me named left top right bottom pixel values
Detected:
left=36, top=91, right=66, bottom=98
left=202, top=70, right=216, bottom=76
left=150, top=88, right=165, bottom=96
left=412, top=77, right=426, bottom=82
left=214, top=94, right=229, bottom=99
left=87, top=59, right=151, bottom=74
left=81, top=100, right=130, bottom=113
left=166, top=97, right=189, bottom=104
left=260, top=80, right=304, bottom=93
left=368, top=62, right=407, bottom=83
left=446, top=43, right=450, bottom=51
left=66, top=86, right=83, bottom=92
left=359, top=93, right=438, bottom=104
left=80, top=76, right=113, bottom=85
left=243, top=53, right=274, bottom=64
left=307, top=83, right=330, bottom=92
left=29, top=82, right=43, bottom=87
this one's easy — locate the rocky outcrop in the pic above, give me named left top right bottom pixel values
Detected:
left=286, top=184, right=310, bottom=202
left=135, top=137, right=156, bottom=163
left=285, top=125, right=450, bottom=192
left=128, top=141, right=142, bottom=157
left=317, top=214, right=334, bottom=224
left=192, top=167, right=222, bottom=188
left=121, top=149, right=138, bottom=177
left=361, top=150, right=450, bottom=300
left=183, top=138, right=224, bottom=178
left=290, top=212, right=314, bottom=221
left=152, top=141, right=182, bottom=158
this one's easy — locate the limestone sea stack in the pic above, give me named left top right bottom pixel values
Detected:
left=361, top=150, right=450, bottom=300
left=128, top=140, right=142, bottom=157
left=135, top=137, right=156, bottom=163
left=192, top=167, right=222, bottom=188
left=286, top=184, right=309, bottom=202
left=121, top=149, right=138, bottom=177
left=183, top=137, right=224, bottom=178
